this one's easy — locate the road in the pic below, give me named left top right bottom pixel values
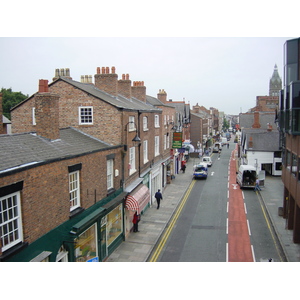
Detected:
left=153, top=142, right=285, bottom=262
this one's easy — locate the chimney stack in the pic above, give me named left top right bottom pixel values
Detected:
left=118, top=74, right=132, bottom=99
left=94, top=66, right=118, bottom=96
left=81, top=75, right=93, bottom=84
left=52, top=68, right=72, bottom=81
left=0, top=93, right=3, bottom=134
left=35, top=79, right=60, bottom=140
left=252, top=111, right=261, bottom=128
left=248, top=136, right=253, bottom=148
left=157, top=89, right=167, bottom=103
left=131, top=81, right=146, bottom=102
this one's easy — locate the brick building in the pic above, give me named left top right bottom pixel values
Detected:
left=278, top=38, right=300, bottom=243
left=0, top=86, right=126, bottom=262
left=4, top=67, right=177, bottom=261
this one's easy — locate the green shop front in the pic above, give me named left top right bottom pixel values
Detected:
left=6, top=189, right=127, bottom=262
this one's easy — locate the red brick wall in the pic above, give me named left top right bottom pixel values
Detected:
left=0, top=148, right=122, bottom=244
left=11, top=81, right=123, bottom=146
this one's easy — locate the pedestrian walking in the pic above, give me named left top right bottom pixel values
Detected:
left=132, top=211, right=140, bottom=232
left=155, top=189, right=163, bottom=209
left=254, top=177, right=261, bottom=191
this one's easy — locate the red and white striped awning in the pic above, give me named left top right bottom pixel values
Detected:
left=125, top=184, right=150, bottom=214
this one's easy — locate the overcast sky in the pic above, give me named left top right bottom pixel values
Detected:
left=0, top=37, right=293, bottom=115
left=0, top=2, right=297, bottom=116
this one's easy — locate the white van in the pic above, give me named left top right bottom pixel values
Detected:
left=236, top=165, right=257, bottom=188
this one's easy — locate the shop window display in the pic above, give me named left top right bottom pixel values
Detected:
left=107, top=205, right=122, bottom=246
left=75, top=224, right=98, bottom=262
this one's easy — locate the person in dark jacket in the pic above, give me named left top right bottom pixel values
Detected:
left=155, top=189, right=163, bottom=209
left=133, top=211, right=139, bottom=232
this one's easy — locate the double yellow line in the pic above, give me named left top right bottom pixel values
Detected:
left=258, top=192, right=286, bottom=262
left=149, top=179, right=196, bottom=262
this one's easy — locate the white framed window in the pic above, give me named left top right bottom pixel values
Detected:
left=164, top=115, right=167, bottom=125
left=143, top=140, right=148, bottom=163
left=155, top=136, right=160, bottom=156
left=0, top=191, right=23, bottom=252
left=155, top=115, right=160, bottom=128
left=129, top=147, right=136, bottom=175
left=129, top=116, right=135, bottom=131
left=167, top=134, right=170, bottom=149
left=32, top=107, right=36, bottom=125
left=143, top=116, right=148, bottom=131
left=164, top=134, right=167, bottom=150
left=79, top=106, right=93, bottom=125
left=69, top=171, right=80, bottom=211
left=107, top=159, right=114, bottom=190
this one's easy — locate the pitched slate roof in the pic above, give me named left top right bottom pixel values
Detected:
left=0, top=127, right=118, bottom=176
left=146, top=95, right=174, bottom=108
left=241, top=128, right=280, bottom=151
left=11, top=77, right=162, bottom=113
left=239, top=112, right=277, bottom=130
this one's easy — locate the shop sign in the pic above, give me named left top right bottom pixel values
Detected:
left=172, top=132, right=182, bottom=148
left=87, top=256, right=99, bottom=262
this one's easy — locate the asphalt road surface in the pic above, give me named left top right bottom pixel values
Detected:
left=155, top=143, right=284, bottom=262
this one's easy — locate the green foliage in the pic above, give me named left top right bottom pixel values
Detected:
left=222, top=118, right=229, bottom=131
left=1, top=88, right=28, bottom=120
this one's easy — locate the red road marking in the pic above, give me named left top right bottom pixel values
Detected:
left=227, top=146, right=253, bottom=262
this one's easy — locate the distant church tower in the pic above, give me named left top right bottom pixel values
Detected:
left=269, top=64, right=282, bottom=96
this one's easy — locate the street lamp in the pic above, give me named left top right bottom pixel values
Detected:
left=124, top=121, right=141, bottom=151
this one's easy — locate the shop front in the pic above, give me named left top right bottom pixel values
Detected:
left=6, top=190, right=127, bottom=262
left=124, top=184, right=150, bottom=237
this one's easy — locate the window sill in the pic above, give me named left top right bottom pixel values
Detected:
left=70, top=207, right=85, bottom=219
left=0, top=242, right=28, bottom=262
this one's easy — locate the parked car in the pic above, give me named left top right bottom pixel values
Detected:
left=202, top=156, right=212, bottom=167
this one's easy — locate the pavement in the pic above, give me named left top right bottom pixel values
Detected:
left=106, top=153, right=300, bottom=262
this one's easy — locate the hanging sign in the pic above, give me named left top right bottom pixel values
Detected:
left=172, top=132, right=182, bottom=148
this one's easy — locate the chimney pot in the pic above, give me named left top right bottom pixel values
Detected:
left=126, top=74, right=129, bottom=80
left=106, top=67, right=109, bottom=74
left=111, top=66, right=116, bottom=74
left=97, top=67, right=100, bottom=74
left=102, top=67, right=105, bottom=74
left=122, top=74, right=125, bottom=80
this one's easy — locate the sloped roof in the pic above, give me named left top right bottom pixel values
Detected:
left=11, top=77, right=162, bottom=114
left=146, top=95, right=174, bottom=108
left=239, top=112, right=277, bottom=129
left=242, top=128, right=280, bottom=151
left=0, top=127, right=117, bottom=176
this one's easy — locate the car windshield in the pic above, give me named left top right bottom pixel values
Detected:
left=195, top=166, right=205, bottom=171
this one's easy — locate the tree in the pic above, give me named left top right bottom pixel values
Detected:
left=222, top=118, right=229, bottom=131
left=1, top=88, right=28, bottom=120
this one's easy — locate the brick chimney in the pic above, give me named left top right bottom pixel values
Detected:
left=192, top=103, right=201, bottom=113
left=131, top=81, right=146, bottom=102
left=94, top=66, right=118, bottom=97
left=252, top=111, right=261, bottom=128
left=35, top=79, right=60, bottom=140
left=52, top=68, right=72, bottom=81
left=157, top=89, right=167, bottom=103
left=0, top=92, right=3, bottom=134
left=248, top=136, right=253, bottom=148
left=118, top=74, right=132, bottom=99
